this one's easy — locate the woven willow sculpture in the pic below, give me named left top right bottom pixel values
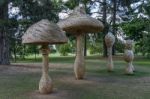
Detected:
left=22, top=19, right=68, bottom=94
left=105, top=32, right=115, bottom=72
left=124, top=40, right=135, bottom=74
left=58, top=5, right=104, bottom=79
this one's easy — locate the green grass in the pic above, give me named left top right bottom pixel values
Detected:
left=1, top=56, right=150, bottom=99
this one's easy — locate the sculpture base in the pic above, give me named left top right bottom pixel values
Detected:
left=39, top=75, right=53, bottom=94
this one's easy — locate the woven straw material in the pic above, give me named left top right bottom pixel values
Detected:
left=105, top=33, right=115, bottom=48
left=105, top=33, right=115, bottom=72
left=57, top=6, right=104, bottom=34
left=22, top=19, right=68, bottom=44
left=125, top=40, right=134, bottom=50
left=124, top=50, right=134, bottom=74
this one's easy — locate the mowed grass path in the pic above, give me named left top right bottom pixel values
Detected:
left=0, top=56, right=150, bottom=99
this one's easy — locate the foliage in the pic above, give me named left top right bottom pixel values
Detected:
left=120, top=18, right=150, bottom=57
left=143, top=33, right=150, bottom=57
left=135, top=32, right=150, bottom=57
left=143, top=2, right=150, bottom=16
left=58, top=43, right=72, bottom=56
left=12, top=0, right=60, bottom=22
left=8, top=0, right=62, bottom=60
left=120, top=18, right=150, bottom=41
left=1, top=0, right=150, bottom=62
left=0, top=0, right=13, bottom=64
left=89, top=43, right=103, bottom=55
left=115, top=41, right=124, bottom=53
left=64, top=0, right=91, bottom=9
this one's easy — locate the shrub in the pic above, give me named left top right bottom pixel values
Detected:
left=89, top=43, right=102, bottom=55
left=58, top=43, right=71, bottom=56
left=115, top=41, right=124, bottom=53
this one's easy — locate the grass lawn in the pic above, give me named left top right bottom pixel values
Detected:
left=0, top=55, right=150, bottom=99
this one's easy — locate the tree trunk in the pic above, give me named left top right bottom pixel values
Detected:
left=0, top=31, right=10, bottom=65
left=0, top=2, right=10, bottom=65
left=34, top=46, right=37, bottom=61
left=14, top=42, right=17, bottom=62
left=23, top=45, right=25, bottom=59
left=102, top=0, right=108, bottom=57
left=112, top=0, right=117, bottom=55
left=84, top=34, right=87, bottom=56
left=84, top=3, right=87, bottom=57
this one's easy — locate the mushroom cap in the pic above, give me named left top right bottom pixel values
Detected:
left=57, top=6, right=104, bottom=34
left=22, top=19, right=68, bottom=44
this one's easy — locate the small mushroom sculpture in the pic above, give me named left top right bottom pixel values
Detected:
left=124, top=40, right=135, bottom=75
left=105, top=32, right=115, bottom=72
left=22, top=19, right=68, bottom=94
left=57, top=5, right=104, bottom=79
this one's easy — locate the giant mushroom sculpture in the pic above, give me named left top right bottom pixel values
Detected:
left=105, top=32, right=115, bottom=72
left=124, top=40, right=135, bottom=75
left=57, top=5, right=104, bottom=79
left=22, top=19, right=68, bottom=94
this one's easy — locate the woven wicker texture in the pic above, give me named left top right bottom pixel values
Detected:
left=57, top=6, right=104, bottom=34
left=105, top=33, right=115, bottom=48
left=22, top=19, right=68, bottom=44
left=125, top=40, right=134, bottom=50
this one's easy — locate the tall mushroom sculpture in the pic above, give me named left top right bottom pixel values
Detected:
left=124, top=40, right=134, bottom=75
left=105, top=32, right=115, bottom=72
left=58, top=5, right=104, bottom=79
left=22, top=19, right=68, bottom=94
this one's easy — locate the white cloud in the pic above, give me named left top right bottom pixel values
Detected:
left=62, top=0, right=68, bottom=3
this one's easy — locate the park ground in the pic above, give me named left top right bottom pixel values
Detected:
left=0, top=55, right=150, bottom=99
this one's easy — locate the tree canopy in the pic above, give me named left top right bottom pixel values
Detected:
left=0, top=0, right=150, bottom=64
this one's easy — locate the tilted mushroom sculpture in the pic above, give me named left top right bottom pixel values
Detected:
left=124, top=40, right=135, bottom=75
left=22, top=19, right=68, bottom=94
left=58, top=5, right=104, bottom=79
left=105, top=32, right=115, bottom=72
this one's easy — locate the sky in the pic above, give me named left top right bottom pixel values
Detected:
left=8, top=3, right=20, bottom=19
left=9, top=0, right=149, bottom=40
left=9, top=0, right=149, bottom=20
left=62, top=0, right=68, bottom=2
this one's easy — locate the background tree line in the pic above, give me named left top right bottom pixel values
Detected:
left=0, top=0, right=150, bottom=65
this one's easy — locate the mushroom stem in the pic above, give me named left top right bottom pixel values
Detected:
left=125, top=62, right=134, bottom=75
left=107, top=47, right=114, bottom=72
left=124, top=50, right=134, bottom=75
left=74, top=33, right=85, bottom=79
left=39, top=44, right=53, bottom=94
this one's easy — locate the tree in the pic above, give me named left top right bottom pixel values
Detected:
left=102, top=0, right=108, bottom=57
left=0, top=0, right=10, bottom=65
left=118, top=0, right=150, bottom=57
left=112, top=0, right=117, bottom=55
left=120, top=18, right=150, bottom=57
left=9, top=0, right=61, bottom=60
